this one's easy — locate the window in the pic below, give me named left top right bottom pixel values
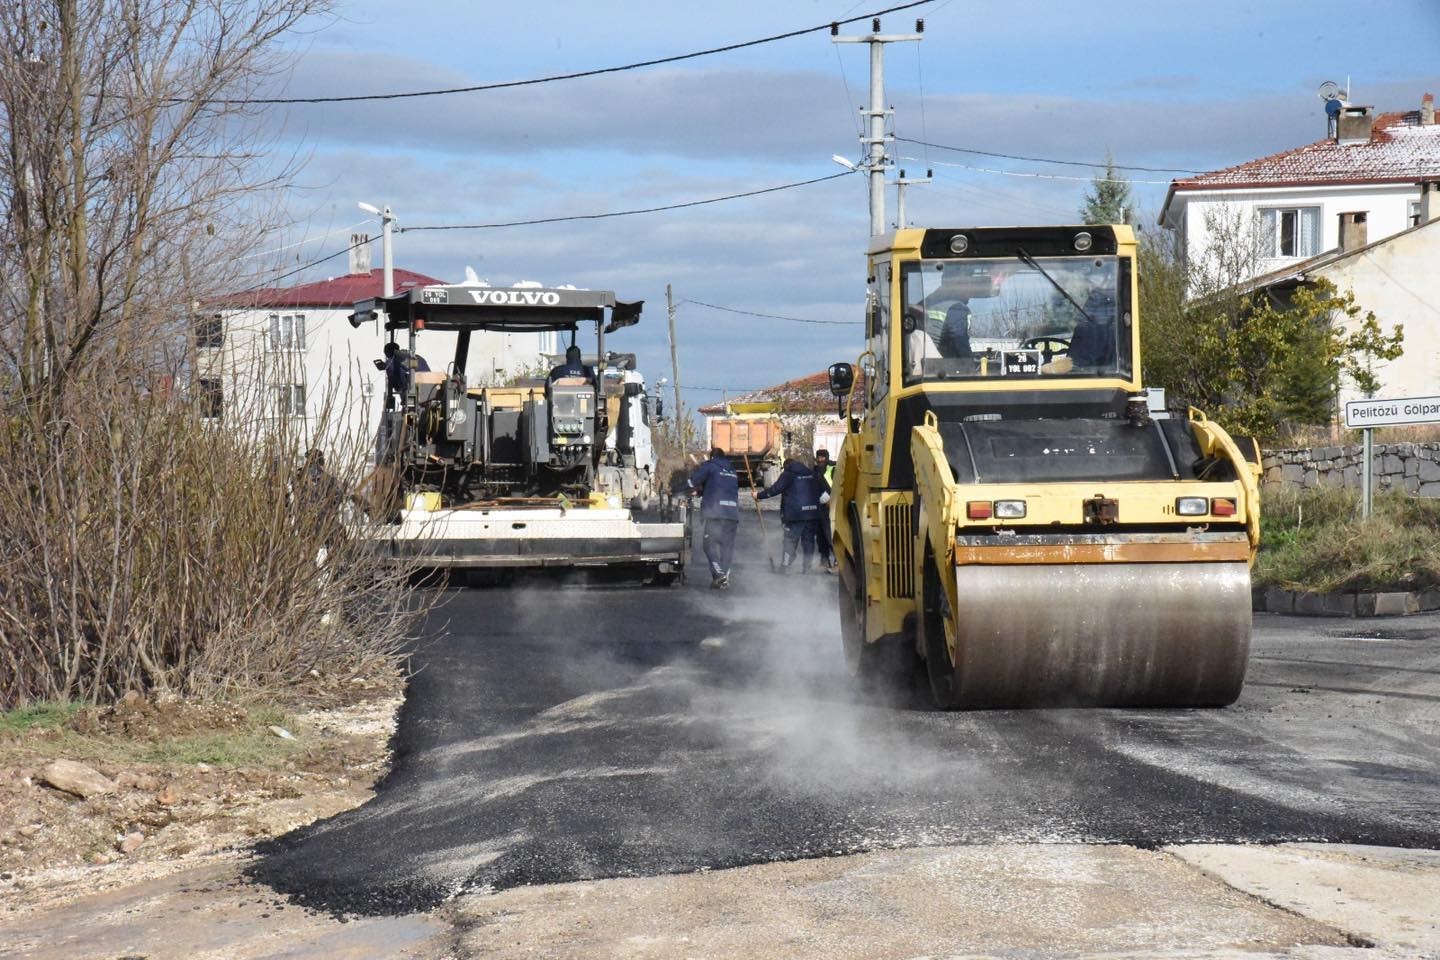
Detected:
left=197, top=378, right=223, bottom=420
left=900, top=255, right=1132, bottom=384
left=194, top=314, right=223, bottom=349
left=1260, top=206, right=1321, bottom=258
left=273, top=384, right=306, bottom=418
left=268, top=313, right=306, bottom=351
left=1411, top=200, right=1422, bottom=228
left=868, top=266, right=890, bottom=402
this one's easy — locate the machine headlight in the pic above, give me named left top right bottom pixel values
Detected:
left=1176, top=496, right=1208, bottom=516
left=993, top=500, right=1027, bottom=519
left=949, top=234, right=970, bottom=254
left=1073, top=231, right=1093, bottom=252
left=449, top=408, right=467, bottom=426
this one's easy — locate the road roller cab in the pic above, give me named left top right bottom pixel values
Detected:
left=828, top=224, right=1262, bottom=710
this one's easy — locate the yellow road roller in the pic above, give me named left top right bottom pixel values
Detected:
left=826, top=224, right=1261, bottom=709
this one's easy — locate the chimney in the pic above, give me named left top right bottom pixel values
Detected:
left=1338, top=211, right=1368, bottom=251
left=348, top=233, right=372, bottom=275
left=1421, top=181, right=1440, bottom=225
left=1423, top=93, right=1435, bottom=126
left=1336, top=104, right=1375, bottom=144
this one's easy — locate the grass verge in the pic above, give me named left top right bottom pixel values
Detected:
left=0, top=702, right=84, bottom=735
left=1, top=700, right=301, bottom=770
left=1257, top=487, right=1440, bottom=593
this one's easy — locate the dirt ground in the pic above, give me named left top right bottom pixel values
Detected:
left=0, top=667, right=402, bottom=920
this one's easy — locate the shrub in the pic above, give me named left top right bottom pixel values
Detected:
left=0, top=379, right=424, bottom=708
left=1256, top=487, right=1440, bottom=593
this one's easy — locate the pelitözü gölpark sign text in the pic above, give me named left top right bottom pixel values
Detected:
left=1344, top=395, right=1440, bottom=429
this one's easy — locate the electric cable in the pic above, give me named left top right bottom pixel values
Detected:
left=904, top=155, right=1173, bottom=185
left=897, top=136, right=1202, bottom=174
left=682, top=299, right=863, bottom=325
left=403, top=171, right=855, bottom=232
left=204, top=1, right=937, bottom=105
left=228, top=234, right=371, bottom=294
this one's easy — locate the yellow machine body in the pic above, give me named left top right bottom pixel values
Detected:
left=830, top=225, right=1261, bottom=709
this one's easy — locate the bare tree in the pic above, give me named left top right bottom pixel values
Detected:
left=0, top=0, right=328, bottom=408
left=0, top=2, right=439, bottom=708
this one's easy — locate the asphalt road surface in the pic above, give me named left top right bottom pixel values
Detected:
left=253, top=517, right=1440, bottom=917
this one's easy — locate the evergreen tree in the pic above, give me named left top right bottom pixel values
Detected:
left=1080, top=152, right=1134, bottom=225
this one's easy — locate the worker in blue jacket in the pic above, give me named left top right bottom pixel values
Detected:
left=688, top=448, right=740, bottom=589
left=757, top=457, right=827, bottom=573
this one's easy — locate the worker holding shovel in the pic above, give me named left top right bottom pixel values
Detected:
left=756, top=457, right=827, bottom=574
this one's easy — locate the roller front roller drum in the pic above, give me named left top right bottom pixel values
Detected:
left=921, top=560, right=1251, bottom=709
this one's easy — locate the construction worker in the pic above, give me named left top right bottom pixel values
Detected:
left=382, top=341, right=430, bottom=395
left=757, top=457, right=826, bottom=573
left=813, top=449, right=836, bottom=571
left=548, top=343, right=596, bottom=384
left=688, top=447, right=740, bottom=589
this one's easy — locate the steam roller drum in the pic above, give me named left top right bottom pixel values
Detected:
left=947, top=562, right=1251, bottom=708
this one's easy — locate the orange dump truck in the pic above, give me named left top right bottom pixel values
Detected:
left=708, top=413, right=785, bottom=487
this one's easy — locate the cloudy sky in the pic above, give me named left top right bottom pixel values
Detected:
left=251, top=0, right=1440, bottom=415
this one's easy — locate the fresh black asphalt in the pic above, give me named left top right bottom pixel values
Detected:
left=251, top=518, right=1440, bottom=916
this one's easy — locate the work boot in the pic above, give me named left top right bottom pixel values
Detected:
left=717, top=573, right=730, bottom=590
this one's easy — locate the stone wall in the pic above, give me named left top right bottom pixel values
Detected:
left=1262, top=441, right=1440, bottom=495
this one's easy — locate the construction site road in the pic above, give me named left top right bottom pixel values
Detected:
left=251, top=515, right=1440, bottom=934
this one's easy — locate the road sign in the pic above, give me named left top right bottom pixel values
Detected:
left=1343, top=395, right=1440, bottom=429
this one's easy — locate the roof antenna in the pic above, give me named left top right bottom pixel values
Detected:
left=1318, top=80, right=1347, bottom=138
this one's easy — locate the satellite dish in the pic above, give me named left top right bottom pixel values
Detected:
left=1317, top=80, right=1346, bottom=102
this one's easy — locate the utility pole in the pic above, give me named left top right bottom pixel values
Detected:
left=893, top=168, right=933, bottom=229
left=358, top=201, right=396, bottom=297
left=380, top=205, right=395, bottom=298
left=666, top=284, right=684, bottom=446
left=833, top=18, right=924, bottom=236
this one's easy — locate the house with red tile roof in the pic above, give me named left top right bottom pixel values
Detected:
left=197, top=245, right=558, bottom=463
left=1159, top=93, right=1440, bottom=282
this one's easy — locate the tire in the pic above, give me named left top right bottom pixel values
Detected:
left=919, top=539, right=962, bottom=709
left=839, top=506, right=914, bottom=701
left=837, top=508, right=866, bottom=676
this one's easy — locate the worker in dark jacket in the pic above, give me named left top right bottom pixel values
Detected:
left=688, top=448, right=740, bottom=589
left=757, top=457, right=826, bottom=573
left=382, top=341, right=430, bottom=395
left=548, top=343, right=596, bottom=383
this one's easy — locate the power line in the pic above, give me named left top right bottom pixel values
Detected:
left=682, top=299, right=863, bottom=326
left=228, top=235, right=370, bottom=295
left=896, top=136, right=1202, bottom=175
left=403, top=171, right=854, bottom=232
left=238, top=218, right=371, bottom=261
left=210, top=2, right=937, bottom=105
left=905, top=156, right=1173, bottom=186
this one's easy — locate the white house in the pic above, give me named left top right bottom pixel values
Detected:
left=198, top=253, right=558, bottom=464
left=1160, top=92, right=1440, bottom=283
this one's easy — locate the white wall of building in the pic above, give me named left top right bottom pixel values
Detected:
left=1172, top=182, right=1425, bottom=284
left=201, top=304, right=555, bottom=466
left=1314, top=220, right=1440, bottom=409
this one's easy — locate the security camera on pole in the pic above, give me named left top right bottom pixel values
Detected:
left=832, top=18, right=924, bottom=237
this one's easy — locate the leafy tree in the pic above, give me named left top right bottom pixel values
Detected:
left=1138, top=207, right=1403, bottom=439
left=1080, top=152, right=1134, bottom=225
